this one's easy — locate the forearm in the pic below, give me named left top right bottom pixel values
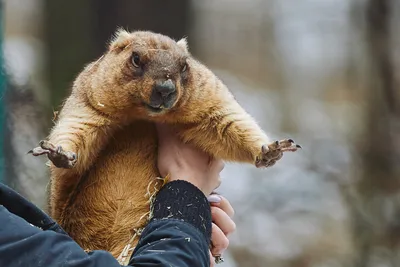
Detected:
left=44, top=95, right=113, bottom=171
left=0, top=205, right=123, bottom=267
left=129, top=180, right=212, bottom=267
left=179, top=100, right=269, bottom=164
left=0, top=181, right=212, bottom=267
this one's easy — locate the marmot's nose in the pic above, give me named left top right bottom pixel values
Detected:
left=154, top=79, right=176, bottom=99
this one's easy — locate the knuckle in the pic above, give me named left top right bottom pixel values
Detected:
left=209, top=251, right=215, bottom=267
left=214, top=178, right=222, bottom=190
left=221, top=237, right=230, bottom=249
left=213, top=238, right=229, bottom=251
left=229, top=221, right=237, bottom=233
left=211, top=207, right=219, bottom=218
left=219, top=160, right=225, bottom=171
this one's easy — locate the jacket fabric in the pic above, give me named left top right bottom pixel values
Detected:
left=0, top=180, right=211, bottom=267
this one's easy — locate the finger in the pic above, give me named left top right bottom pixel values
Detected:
left=209, top=250, right=215, bottom=267
left=213, top=177, right=222, bottom=192
left=65, top=151, right=77, bottom=161
left=208, top=159, right=224, bottom=192
left=211, top=223, right=229, bottom=255
left=28, top=147, right=50, bottom=156
left=209, top=158, right=225, bottom=173
left=217, top=160, right=225, bottom=172
left=40, top=140, right=57, bottom=152
left=211, top=195, right=235, bottom=218
left=211, top=206, right=236, bottom=236
left=207, top=194, right=222, bottom=203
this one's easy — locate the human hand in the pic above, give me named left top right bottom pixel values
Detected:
left=156, top=123, right=224, bottom=196
left=207, top=194, right=236, bottom=266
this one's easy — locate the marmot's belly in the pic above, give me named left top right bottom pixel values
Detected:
left=62, top=121, right=160, bottom=256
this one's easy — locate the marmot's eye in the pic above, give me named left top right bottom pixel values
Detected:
left=181, top=62, right=188, bottom=73
left=132, top=53, right=141, bottom=68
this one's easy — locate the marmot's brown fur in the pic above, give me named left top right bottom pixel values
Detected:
left=30, top=29, right=300, bottom=260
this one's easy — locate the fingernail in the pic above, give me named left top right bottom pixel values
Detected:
left=208, top=195, right=222, bottom=203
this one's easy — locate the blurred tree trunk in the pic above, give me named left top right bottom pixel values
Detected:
left=349, top=0, right=400, bottom=265
left=44, top=1, right=97, bottom=108
left=3, top=0, right=50, bottom=208
left=44, top=0, right=190, bottom=108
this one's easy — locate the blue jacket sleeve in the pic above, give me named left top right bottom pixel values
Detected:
left=129, top=219, right=210, bottom=266
left=0, top=180, right=212, bottom=267
left=0, top=204, right=123, bottom=267
left=129, top=180, right=212, bottom=267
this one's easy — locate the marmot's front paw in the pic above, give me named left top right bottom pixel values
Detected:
left=255, top=139, right=301, bottom=168
left=28, top=140, right=77, bottom=169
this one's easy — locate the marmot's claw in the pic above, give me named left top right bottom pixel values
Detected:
left=29, top=140, right=77, bottom=169
left=255, top=139, right=301, bottom=168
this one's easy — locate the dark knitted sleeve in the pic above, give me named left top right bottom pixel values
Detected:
left=150, top=180, right=212, bottom=245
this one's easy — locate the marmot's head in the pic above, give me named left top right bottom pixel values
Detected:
left=84, top=29, right=192, bottom=119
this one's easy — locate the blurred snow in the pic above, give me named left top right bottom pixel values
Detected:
left=191, top=0, right=357, bottom=264
left=272, top=0, right=351, bottom=81
left=214, top=70, right=354, bottom=266
left=4, top=38, right=39, bottom=87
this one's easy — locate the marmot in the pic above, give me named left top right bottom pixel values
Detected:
left=30, top=29, right=300, bottom=261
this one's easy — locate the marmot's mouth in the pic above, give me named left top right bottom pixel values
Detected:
left=144, top=103, right=164, bottom=113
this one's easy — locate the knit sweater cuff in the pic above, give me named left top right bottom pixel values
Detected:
left=150, top=180, right=212, bottom=245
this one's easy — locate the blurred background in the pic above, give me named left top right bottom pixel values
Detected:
left=2, top=0, right=400, bottom=266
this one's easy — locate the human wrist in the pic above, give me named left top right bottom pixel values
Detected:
left=150, top=180, right=212, bottom=244
left=168, top=170, right=205, bottom=193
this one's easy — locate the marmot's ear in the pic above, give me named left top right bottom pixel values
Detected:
left=109, top=28, right=131, bottom=51
left=177, top=37, right=189, bottom=53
